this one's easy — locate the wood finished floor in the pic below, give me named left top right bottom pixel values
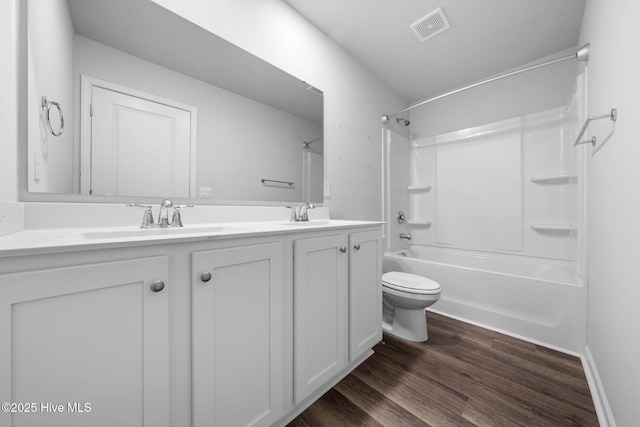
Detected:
left=288, top=312, right=598, bottom=426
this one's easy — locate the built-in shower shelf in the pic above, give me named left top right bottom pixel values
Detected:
left=530, top=223, right=576, bottom=232
left=529, top=173, right=577, bottom=184
left=408, top=220, right=432, bottom=227
left=408, top=185, right=432, bottom=192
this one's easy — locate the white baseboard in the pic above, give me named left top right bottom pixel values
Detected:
left=582, top=345, right=616, bottom=427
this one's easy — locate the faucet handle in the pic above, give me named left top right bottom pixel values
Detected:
left=126, top=203, right=155, bottom=228
left=299, top=202, right=315, bottom=221
left=397, top=210, right=406, bottom=224
left=285, top=206, right=298, bottom=222
left=170, top=205, right=194, bottom=227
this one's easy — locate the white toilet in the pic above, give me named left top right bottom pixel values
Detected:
left=382, top=271, right=441, bottom=342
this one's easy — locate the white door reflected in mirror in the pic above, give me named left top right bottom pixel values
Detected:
left=26, top=0, right=323, bottom=203
left=81, top=77, right=196, bottom=197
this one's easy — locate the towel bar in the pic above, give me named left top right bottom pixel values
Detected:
left=574, top=108, right=617, bottom=146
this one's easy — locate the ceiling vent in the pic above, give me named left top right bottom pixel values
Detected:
left=410, top=7, right=450, bottom=42
left=306, top=84, right=324, bottom=96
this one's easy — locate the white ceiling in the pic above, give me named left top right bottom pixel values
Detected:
left=283, top=0, right=586, bottom=105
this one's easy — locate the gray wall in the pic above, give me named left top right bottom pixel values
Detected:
left=580, top=0, right=640, bottom=425
left=150, top=0, right=406, bottom=220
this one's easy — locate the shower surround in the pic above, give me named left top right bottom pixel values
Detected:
left=384, top=86, right=587, bottom=353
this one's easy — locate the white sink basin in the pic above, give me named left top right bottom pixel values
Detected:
left=73, top=220, right=356, bottom=241
left=279, top=220, right=344, bottom=227
left=79, top=225, right=237, bottom=240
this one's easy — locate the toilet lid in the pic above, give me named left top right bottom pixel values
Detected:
left=382, top=271, right=441, bottom=295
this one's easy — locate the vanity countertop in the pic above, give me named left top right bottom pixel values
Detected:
left=0, top=219, right=383, bottom=258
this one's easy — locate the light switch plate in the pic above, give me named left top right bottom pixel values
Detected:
left=34, top=151, right=42, bottom=181
left=323, top=181, right=331, bottom=198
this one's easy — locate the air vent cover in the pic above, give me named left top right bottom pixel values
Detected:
left=410, top=7, right=450, bottom=42
left=306, top=84, right=323, bottom=96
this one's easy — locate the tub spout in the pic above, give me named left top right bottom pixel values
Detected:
left=399, top=233, right=412, bottom=240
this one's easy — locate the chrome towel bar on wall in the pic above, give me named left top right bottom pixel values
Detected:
left=41, top=95, right=64, bottom=137
left=261, top=178, right=294, bottom=187
left=574, top=108, right=617, bottom=146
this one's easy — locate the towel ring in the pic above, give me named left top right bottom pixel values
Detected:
left=42, top=95, right=64, bottom=137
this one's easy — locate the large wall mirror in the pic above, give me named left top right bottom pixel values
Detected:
left=26, top=0, right=323, bottom=204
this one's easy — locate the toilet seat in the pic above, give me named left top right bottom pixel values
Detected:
left=382, top=271, right=441, bottom=295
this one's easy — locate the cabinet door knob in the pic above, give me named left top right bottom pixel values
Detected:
left=354, top=244, right=361, bottom=250
left=201, top=272, right=212, bottom=282
left=150, top=280, right=165, bottom=292
left=339, top=247, right=347, bottom=253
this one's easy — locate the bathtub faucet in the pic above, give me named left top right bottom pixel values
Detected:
left=399, top=233, right=412, bottom=240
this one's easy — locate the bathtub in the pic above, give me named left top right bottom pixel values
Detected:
left=383, top=245, right=587, bottom=354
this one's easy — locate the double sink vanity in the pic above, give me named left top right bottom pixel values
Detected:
left=0, top=202, right=383, bottom=427
left=13, top=0, right=383, bottom=424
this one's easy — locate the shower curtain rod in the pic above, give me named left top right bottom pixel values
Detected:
left=381, top=43, right=590, bottom=123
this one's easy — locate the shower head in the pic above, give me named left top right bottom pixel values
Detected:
left=381, top=115, right=390, bottom=124
left=396, top=117, right=410, bottom=126
left=302, top=137, right=321, bottom=149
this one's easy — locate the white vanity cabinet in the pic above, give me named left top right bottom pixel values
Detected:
left=0, top=220, right=382, bottom=427
left=292, top=232, right=349, bottom=404
left=0, top=256, right=170, bottom=427
left=291, top=227, right=382, bottom=405
left=348, top=229, right=383, bottom=361
left=191, top=238, right=285, bottom=427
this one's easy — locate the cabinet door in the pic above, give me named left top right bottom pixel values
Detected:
left=0, top=256, right=170, bottom=427
left=349, top=230, right=383, bottom=361
left=293, top=234, right=348, bottom=404
left=192, top=241, right=284, bottom=427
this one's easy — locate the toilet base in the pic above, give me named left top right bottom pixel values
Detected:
left=382, top=307, right=428, bottom=342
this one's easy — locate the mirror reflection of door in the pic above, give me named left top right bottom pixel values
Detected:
left=81, top=76, right=197, bottom=197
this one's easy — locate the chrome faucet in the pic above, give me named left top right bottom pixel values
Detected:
left=286, top=202, right=316, bottom=222
left=157, top=199, right=174, bottom=228
left=127, top=199, right=193, bottom=228
left=298, top=202, right=315, bottom=221
left=399, top=233, right=412, bottom=240
left=126, top=203, right=155, bottom=228
left=171, top=205, right=185, bottom=227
